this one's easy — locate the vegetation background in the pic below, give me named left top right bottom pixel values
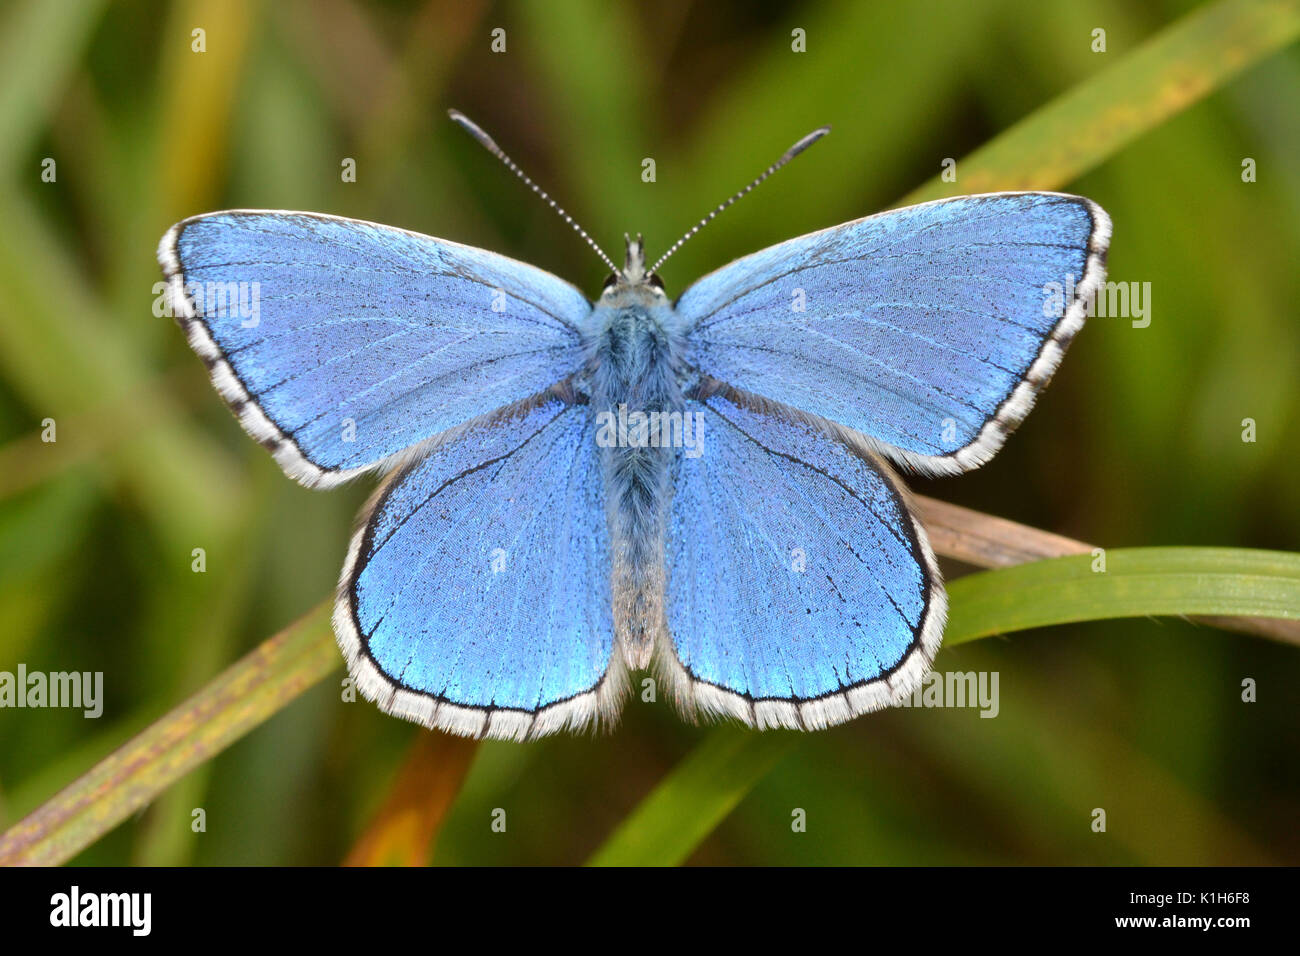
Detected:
left=0, top=0, right=1297, bottom=865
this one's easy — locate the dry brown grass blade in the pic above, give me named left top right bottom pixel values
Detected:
left=0, top=603, right=337, bottom=866
left=915, top=495, right=1300, bottom=647
left=342, top=731, right=480, bottom=867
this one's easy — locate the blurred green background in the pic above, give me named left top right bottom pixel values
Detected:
left=0, top=0, right=1297, bottom=865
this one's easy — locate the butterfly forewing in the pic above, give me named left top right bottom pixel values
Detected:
left=158, top=211, right=590, bottom=488
left=676, top=192, right=1110, bottom=476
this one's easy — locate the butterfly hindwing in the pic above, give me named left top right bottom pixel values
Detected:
left=676, top=192, right=1110, bottom=475
left=661, top=384, right=945, bottom=730
left=158, top=211, right=590, bottom=487
left=334, top=390, right=622, bottom=742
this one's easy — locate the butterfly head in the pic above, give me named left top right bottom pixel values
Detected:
left=599, top=233, right=666, bottom=303
left=447, top=110, right=828, bottom=307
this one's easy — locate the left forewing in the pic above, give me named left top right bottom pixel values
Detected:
left=158, top=210, right=591, bottom=488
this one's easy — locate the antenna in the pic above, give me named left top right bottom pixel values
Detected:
left=448, top=109, right=619, bottom=275
left=649, top=126, right=831, bottom=275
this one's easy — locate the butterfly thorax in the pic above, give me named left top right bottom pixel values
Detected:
left=583, top=240, right=688, bottom=669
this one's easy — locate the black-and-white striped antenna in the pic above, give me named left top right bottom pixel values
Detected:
left=448, top=109, right=619, bottom=275
left=649, top=126, right=831, bottom=275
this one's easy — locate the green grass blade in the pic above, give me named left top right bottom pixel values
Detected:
left=945, top=547, right=1300, bottom=643
left=586, top=546, right=1300, bottom=866
left=586, top=730, right=797, bottom=867
left=901, top=0, right=1300, bottom=204
left=0, top=0, right=108, bottom=182
left=0, top=604, right=337, bottom=866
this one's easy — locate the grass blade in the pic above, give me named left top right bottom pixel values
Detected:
left=0, top=604, right=337, bottom=866
left=901, top=0, right=1300, bottom=204
left=343, top=732, right=480, bottom=867
left=587, top=730, right=796, bottom=867
left=915, top=495, right=1300, bottom=646
left=945, top=547, right=1300, bottom=642
left=586, top=546, right=1300, bottom=865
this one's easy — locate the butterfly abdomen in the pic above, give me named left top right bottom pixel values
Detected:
left=587, top=299, right=686, bottom=669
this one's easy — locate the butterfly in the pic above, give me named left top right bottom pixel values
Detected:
left=157, top=111, right=1110, bottom=741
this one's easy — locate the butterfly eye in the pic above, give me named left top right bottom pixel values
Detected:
left=647, top=273, right=664, bottom=291
left=602, top=273, right=620, bottom=291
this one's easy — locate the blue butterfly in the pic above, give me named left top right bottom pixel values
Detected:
left=157, top=112, right=1110, bottom=741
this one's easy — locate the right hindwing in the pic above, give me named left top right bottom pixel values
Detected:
left=660, top=383, right=945, bottom=730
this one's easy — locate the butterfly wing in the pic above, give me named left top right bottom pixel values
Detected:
left=662, top=384, right=945, bottom=729
left=334, top=389, right=620, bottom=741
left=158, top=211, right=589, bottom=488
left=676, top=192, right=1110, bottom=474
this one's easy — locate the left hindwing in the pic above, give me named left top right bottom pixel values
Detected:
left=676, top=192, right=1110, bottom=475
left=335, top=391, right=622, bottom=742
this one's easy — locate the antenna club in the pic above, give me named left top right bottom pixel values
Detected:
left=787, top=126, right=832, bottom=158
left=447, top=110, right=500, bottom=154
left=648, top=124, right=831, bottom=275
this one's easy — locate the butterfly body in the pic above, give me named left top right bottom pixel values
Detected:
left=160, top=177, right=1109, bottom=741
left=585, top=236, right=689, bottom=669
